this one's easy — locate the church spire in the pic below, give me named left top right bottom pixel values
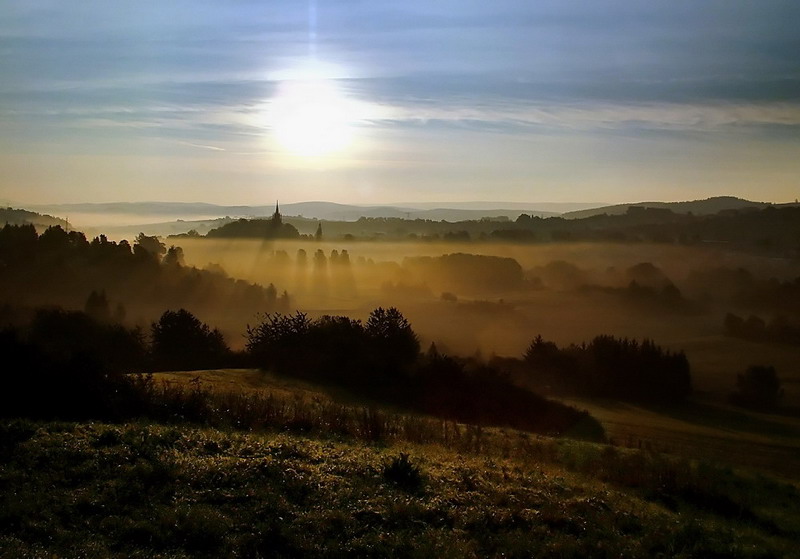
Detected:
left=272, top=200, right=282, bottom=226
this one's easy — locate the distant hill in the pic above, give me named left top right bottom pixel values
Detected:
left=561, top=196, right=785, bottom=219
left=394, top=201, right=605, bottom=212
left=92, top=217, right=235, bottom=240
left=29, top=201, right=563, bottom=224
left=29, top=201, right=252, bottom=217
left=1, top=207, right=68, bottom=230
left=312, top=205, right=559, bottom=222
left=24, top=197, right=800, bottom=236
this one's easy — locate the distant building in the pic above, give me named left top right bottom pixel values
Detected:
left=205, top=201, right=300, bottom=239
left=272, top=201, right=283, bottom=227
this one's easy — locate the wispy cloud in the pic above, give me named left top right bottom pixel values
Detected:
left=369, top=99, right=800, bottom=132
left=2, top=1, right=800, bottom=203
left=172, top=140, right=226, bottom=152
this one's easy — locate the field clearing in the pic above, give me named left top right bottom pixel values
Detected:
left=564, top=398, right=800, bottom=480
left=677, top=336, right=800, bottom=402
left=154, top=369, right=800, bottom=481
left=155, top=369, right=337, bottom=401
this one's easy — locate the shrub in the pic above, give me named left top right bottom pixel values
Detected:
left=383, top=453, right=423, bottom=492
left=729, top=365, right=783, bottom=410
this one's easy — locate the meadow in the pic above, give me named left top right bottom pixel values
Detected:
left=156, top=369, right=800, bottom=481
left=2, top=412, right=798, bottom=557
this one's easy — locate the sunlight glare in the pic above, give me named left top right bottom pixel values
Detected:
left=269, top=80, right=355, bottom=157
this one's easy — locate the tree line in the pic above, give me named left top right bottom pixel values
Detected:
left=1, top=305, right=605, bottom=440
left=725, top=312, right=800, bottom=346
left=0, top=223, right=288, bottom=329
left=191, top=205, right=800, bottom=257
left=1, top=300, right=701, bottom=438
left=492, top=334, right=693, bottom=404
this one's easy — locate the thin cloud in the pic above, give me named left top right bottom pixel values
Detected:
left=173, top=140, right=226, bottom=152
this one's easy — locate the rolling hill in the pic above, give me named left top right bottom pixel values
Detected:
left=560, top=196, right=790, bottom=219
left=1, top=207, right=69, bottom=230
left=29, top=200, right=561, bottom=224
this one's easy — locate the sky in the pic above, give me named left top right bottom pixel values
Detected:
left=1, top=1, right=799, bottom=206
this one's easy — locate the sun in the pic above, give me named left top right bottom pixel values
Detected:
left=269, top=80, right=355, bottom=157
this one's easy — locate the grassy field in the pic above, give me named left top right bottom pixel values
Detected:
left=2, top=420, right=799, bottom=558
left=155, top=369, right=352, bottom=404
left=155, top=369, right=800, bottom=481
left=3, top=369, right=798, bottom=556
left=563, top=398, right=800, bottom=481
left=677, top=336, right=800, bottom=403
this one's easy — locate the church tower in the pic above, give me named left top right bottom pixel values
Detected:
left=271, top=200, right=283, bottom=227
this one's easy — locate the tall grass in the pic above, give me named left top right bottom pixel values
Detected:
left=138, top=374, right=506, bottom=454
left=131, top=373, right=799, bottom=540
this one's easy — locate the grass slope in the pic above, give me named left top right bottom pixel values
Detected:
left=155, top=369, right=800, bottom=481
left=565, top=398, right=800, bottom=481
left=2, top=421, right=799, bottom=558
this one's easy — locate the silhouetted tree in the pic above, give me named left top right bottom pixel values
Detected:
left=313, top=249, right=327, bottom=271
left=265, top=283, right=278, bottom=307
left=312, top=249, right=329, bottom=297
left=294, top=248, right=308, bottom=293
left=163, top=245, right=185, bottom=267
left=0, top=224, right=284, bottom=335
left=0, top=309, right=151, bottom=421
left=365, top=307, right=420, bottom=371
left=730, top=365, right=783, bottom=410
left=242, top=307, right=602, bottom=438
left=524, top=335, right=560, bottom=366
left=84, top=289, right=110, bottom=322
left=27, top=308, right=148, bottom=376
left=520, top=334, right=691, bottom=403
left=151, top=309, right=230, bottom=371
left=38, top=225, right=72, bottom=252
left=245, top=311, right=311, bottom=371
left=278, top=290, right=291, bottom=312
left=134, top=233, right=166, bottom=261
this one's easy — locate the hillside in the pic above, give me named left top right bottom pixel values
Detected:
left=0, top=207, right=68, bottom=230
left=29, top=201, right=562, bottom=224
left=561, top=197, right=776, bottom=219
left=0, top=223, right=287, bottom=343
left=155, top=369, right=800, bottom=480
left=2, top=356, right=799, bottom=556
left=2, top=418, right=797, bottom=558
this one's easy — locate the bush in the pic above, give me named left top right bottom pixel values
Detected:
left=0, top=320, right=150, bottom=421
left=383, top=453, right=423, bottom=492
left=730, top=365, right=783, bottom=410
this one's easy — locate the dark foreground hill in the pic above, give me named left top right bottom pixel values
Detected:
left=1, top=419, right=798, bottom=558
